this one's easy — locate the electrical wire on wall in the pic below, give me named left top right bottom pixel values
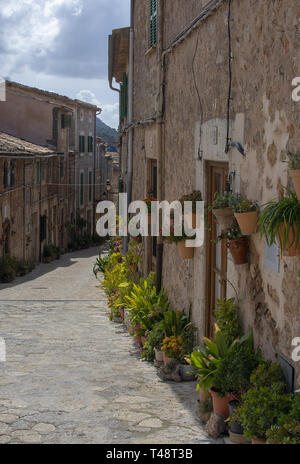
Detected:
left=225, top=0, right=232, bottom=154
left=192, top=25, right=204, bottom=161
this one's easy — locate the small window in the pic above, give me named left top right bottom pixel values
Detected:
left=79, top=135, right=85, bottom=153
left=36, top=161, right=40, bottom=184
left=149, top=0, right=157, bottom=48
left=88, top=136, right=93, bottom=153
left=10, top=162, right=15, bottom=187
left=61, top=114, right=72, bottom=129
left=88, top=171, right=92, bottom=202
left=80, top=172, right=84, bottom=205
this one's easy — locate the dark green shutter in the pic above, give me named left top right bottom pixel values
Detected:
left=80, top=172, right=84, bottom=205
left=120, top=72, right=128, bottom=120
left=79, top=135, right=85, bottom=153
left=88, top=136, right=93, bottom=152
left=150, top=0, right=157, bottom=48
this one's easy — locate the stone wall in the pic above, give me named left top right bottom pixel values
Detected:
left=127, top=0, right=300, bottom=386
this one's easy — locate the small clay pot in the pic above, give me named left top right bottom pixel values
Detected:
left=290, top=169, right=300, bottom=200
left=209, top=388, right=236, bottom=418
left=234, top=211, right=258, bottom=235
left=228, top=237, right=249, bottom=265
left=177, top=241, right=194, bottom=259
left=212, top=207, right=235, bottom=230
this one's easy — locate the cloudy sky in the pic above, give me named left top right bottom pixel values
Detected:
left=0, top=0, right=130, bottom=128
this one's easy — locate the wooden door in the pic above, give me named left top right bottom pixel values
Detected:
left=206, top=162, right=229, bottom=337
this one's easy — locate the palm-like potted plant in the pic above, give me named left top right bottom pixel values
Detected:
left=218, top=225, right=249, bottom=265
left=258, top=189, right=300, bottom=256
left=210, top=192, right=236, bottom=230
left=233, top=198, right=259, bottom=235
left=287, top=151, right=300, bottom=200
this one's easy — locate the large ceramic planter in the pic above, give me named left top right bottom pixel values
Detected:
left=228, top=238, right=249, bottom=265
left=234, top=211, right=258, bottom=235
left=177, top=241, right=194, bottom=259
left=209, top=388, right=236, bottom=418
left=277, top=223, right=300, bottom=257
left=252, top=437, right=267, bottom=445
left=212, top=208, right=234, bottom=230
left=290, top=169, right=300, bottom=200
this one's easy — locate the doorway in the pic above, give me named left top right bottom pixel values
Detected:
left=206, top=162, right=229, bottom=337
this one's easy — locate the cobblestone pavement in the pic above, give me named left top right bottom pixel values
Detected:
left=0, top=248, right=218, bottom=444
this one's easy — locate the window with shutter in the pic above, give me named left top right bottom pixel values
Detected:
left=88, top=136, right=93, bottom=153
left=88, top=171, right=92, bottom=202
left=79, top=135, right=85, bottom=153
left=3, top=162, right=9, bottom=188
left=150, top=0, right=157, bottom=48
left=61, top=114, right=72, bottom=129
left=36, top=161, right=40, bottom=185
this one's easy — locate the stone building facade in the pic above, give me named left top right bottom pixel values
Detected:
left=0, top=81, right=100, bottom=261
left=110, top=0, right=300, bottom=387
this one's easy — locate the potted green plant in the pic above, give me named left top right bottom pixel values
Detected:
left=168, top=224, right=196, bottom=259
left=218, top=225, right=249, bottom=265
left=231, top=361, right=289, bottom=444
left=147, top=321, right=165, bottom=366
left=258, top=189, right=300, bottom=256
left=232, top=385, right=291, bottom=444
left=210, top=192, right=236, bottom=230
left=287, top=151, right=300, bottom=200
left=233, top=198, right=259, bottom=235
left=214, top=298, right=240, bottom=345
left=266, top=395, right=300, bottom=444
left=161, top=335, right=183, bottom=365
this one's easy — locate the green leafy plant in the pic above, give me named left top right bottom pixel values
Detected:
left=217, top=225, right=244, bottom=241
left=214, top=298, right=240, bottom=345
left=210, top=192, right=236, bottom=210
left=198, top=397, right=213, bottom=415
left=258, top=189, right=300, bottom=253
left=233, top=385, right=292, bottom=440
left=0, top=255, right=17, bottom=282
left=250, top=360, right=286, bottom=390
left=93, top=254, right=110, bottom=278
left=266, top=394, right=300, bottom=444
left=287, top=151, right=300, bottom=170
left=233, top=198, right=258, bottom=213
left=188, top=327, right=253, bottom=393
left=213, top=338, right=261, bottom=397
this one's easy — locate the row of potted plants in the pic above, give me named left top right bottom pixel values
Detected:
left=98, top=240, right=197, bottom=376
left=187, top=297, right=300, bottom=444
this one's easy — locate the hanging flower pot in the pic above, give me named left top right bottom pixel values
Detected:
left=212, top=207, right=235, bottom=230
left=290, top=169, right=300, bottom=200
left=234, top=211, right=258, bottom=235
left=177, top=240, right=194, bottom=259
left=277, top=223, right=300, bottom=257
left=228, top=237, right=249, bottom=265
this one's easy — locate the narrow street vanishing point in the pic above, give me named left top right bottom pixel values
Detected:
left=0, top=248, right=218, bottom=444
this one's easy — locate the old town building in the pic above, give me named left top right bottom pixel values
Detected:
left=109, top=0, right=300, bottom=386
left=0, top=81, right=100, bottom=262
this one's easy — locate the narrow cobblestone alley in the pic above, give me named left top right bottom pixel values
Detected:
left=0, top=248, right=218, bottom=444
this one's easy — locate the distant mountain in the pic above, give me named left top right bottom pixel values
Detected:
left=96, top=118, right=118, bottom=144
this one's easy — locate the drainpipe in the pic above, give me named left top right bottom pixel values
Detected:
left=123, top=0, right=134, bottom=255
left=156, top=0, right=164, bottom=292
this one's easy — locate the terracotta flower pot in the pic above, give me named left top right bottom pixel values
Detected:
left=163, top=352, right=174, bottom=366
left=234, top=211, right=258, bottom=235
left=252, top=437, right=267, bottom=445
left=209, top=388, right=236, bottom=418
left=290, top=169, right=300, bottom=200
left=228, top=237, right=249, bottom=265
left=199, top=388, right=211, bottom=402
left=44, top=257, right=52, bottom=263
left=212, top=208, right=235, bottom=230
left=177, top=241, right=194, bottom=259
left=277, top=223, right=300, bottom=257
left=119, top=307, right=125, bottom=320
